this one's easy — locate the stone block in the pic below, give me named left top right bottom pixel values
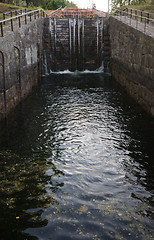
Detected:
left=0, top=18, right=44, bottom=120
left=109, top=17, right=154, bottom=117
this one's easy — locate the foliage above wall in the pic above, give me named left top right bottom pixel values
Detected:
left=111, top=0, right=154, bottom=12
left=0, top=0, right=77, bottom=9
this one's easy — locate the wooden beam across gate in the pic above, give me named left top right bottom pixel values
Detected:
left=47, top=7, right=107, bottom=19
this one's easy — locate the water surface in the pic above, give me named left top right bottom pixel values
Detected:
left=0, top=72, right=154, bottom=240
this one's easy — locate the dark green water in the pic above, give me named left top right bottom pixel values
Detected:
left=0, top=72, right=154, bottom=240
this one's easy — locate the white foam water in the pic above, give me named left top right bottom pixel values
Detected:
left=47, top=62, right=105, bottom=76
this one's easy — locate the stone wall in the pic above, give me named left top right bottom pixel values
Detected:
left=0, top=18, right=43, bottom=120
left=0, top=16, right=105, bottom=120
left=109, top=16, right=154, bottom=117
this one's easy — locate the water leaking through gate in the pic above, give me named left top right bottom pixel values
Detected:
left=43, top=17, right=104, bottom=73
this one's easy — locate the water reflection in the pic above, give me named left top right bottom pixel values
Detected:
left=105, top=86, right=154, bottom=220
left=0, top=88, right=65, bottom=239
left=0, top=148, right=65, bottom=239
left=0, top=73, right=154, bottom=240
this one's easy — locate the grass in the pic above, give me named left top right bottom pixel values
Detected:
left=111, top=0, right=154, bottom=14
left=0, top=2, right=43, bottom=14
left=121, top=4, right=154, bottom=13
left=0, top=2, right=24, bottom=13
left=0, top=2, right=44, bottom=21
left=119, top=0, right=154, bottom=13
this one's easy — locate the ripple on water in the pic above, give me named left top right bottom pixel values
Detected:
left=0, top=74, right=154, bottom=240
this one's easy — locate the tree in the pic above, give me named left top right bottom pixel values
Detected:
left=0, top=0, right=14, bottom=3
left=25, top=0, right=31, bottom=7
left=16, top=0, right=20, bottom=5
left=25, top=0, right=43, bottom=7
left=66, top=0, right=77, bottom=8
left=5, top=0, right=78, bottom=9
left=92, top=2, right=96, bottom=9
left=42, top=0, right=77, bottom=10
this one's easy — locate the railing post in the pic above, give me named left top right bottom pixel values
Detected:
left=25, top=13, right=27, bottom=24
left=10, top=12, right=13, bottom=31
left=141, top=10, right=143, bottom=22
left=25, top=9, right=27, bottom=24
left=135, top=9, right=137, bottom=20
left=1, top=22, right=3, bottom=37
left=19, top=16, right=21, bottom=28
left=136, top=14, right=138, bottom=29
left=147, top=12, right=149, bottom=24
left=30, top=12, right=32, bottom=22
left=15, top=10, right=18, bottom=19
left=3, top=13, right=5, bottom=25
left=130, top=9, right=132, bottom=18
left=144, top=17, right=146, bottom=32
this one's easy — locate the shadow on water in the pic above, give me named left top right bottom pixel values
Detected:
left=0, top=144, right=64, bottom=239
left=0, top=70, right=154, bottom=240
left=0, top=78, right=65, bottom=239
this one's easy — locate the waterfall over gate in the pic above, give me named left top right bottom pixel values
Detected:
left=43, top=17, right=106, bottom=73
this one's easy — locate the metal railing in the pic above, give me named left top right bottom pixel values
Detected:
left=113, top=8, right=154, bottom=34
left=0, top=8, right=47, bottom=37
left=0, top=8, right=27, bottom=21
left=47, top=6, right=62, bottom=17
left=47, top=7, right=106, bottom=18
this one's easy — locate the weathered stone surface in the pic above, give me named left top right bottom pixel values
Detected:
left=0, top=16, right=110, bottom=120
left=109, top=16, right=154, bottom=117
left=43, top=18, right=104, bottom=72
left=0, top=19, right=43, bottom=120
